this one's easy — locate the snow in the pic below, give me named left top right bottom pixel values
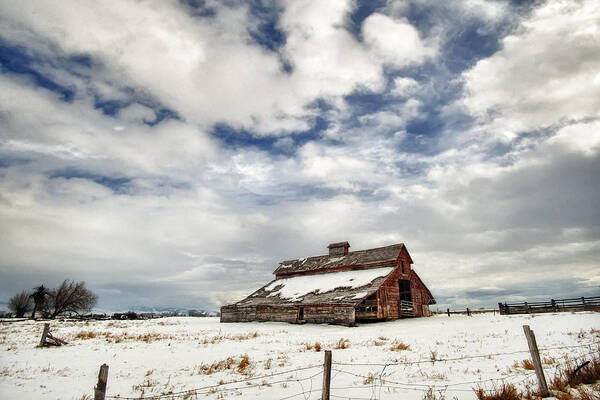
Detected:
left=322, top=256, right=345, bottom=265
left=351, top=291, right=368, bottom=299
left=264, top=267, right=394, bottom=301
left=1, top=312, right=599, bottom=399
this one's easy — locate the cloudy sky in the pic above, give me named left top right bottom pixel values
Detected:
left=1, top=0, right=599, bottom=312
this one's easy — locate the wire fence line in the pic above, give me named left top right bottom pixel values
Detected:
left=331, top=340, right=600, bottom=367
left=99, top=339, right=599, bottom=400
left=104, top=365, right=322, bottom=400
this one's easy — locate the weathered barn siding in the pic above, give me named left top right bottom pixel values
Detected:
left=256, top=305, right=298, bottom=323
left=220, top=305, right=257, bottom=322
left=221, top=304, right=356, bottom=326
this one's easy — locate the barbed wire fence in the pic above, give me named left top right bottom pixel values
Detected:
left=93, top=329, right=600, bottom=400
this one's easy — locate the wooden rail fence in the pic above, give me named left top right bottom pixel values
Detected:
left=499, top=296, right=600, bottom=315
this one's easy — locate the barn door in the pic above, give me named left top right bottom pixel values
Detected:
left=398, top=280, right=414, bottom=317
left=398, top=280, right=412, bottom=301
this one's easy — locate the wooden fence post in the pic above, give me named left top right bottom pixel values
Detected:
left=447, top=308, right=450, bottom=317
left=322, top=350, right=331, bottom=400
left=522, top=325, right=549, bottom=397
left=551, top=299, right=556, bottom=312
left=94, top=364, right=109, bottom=400
left=39, top=323, right=50, bottom=347
left=466, top=307, right=470, bottom=316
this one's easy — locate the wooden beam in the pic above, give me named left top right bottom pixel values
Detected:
left=39, top=323, right=50, bottom=347
left=94, top=364, right=109, bottom=400
left=322, top=350, right=331, bottom=400
left=522, top=325, right=550, bottom=397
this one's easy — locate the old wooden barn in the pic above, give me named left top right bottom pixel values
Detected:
left=221, top=242, right=435, bottom=326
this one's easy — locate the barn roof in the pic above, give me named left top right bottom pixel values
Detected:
left=273, top=243, right=406, bottom=276
left=235, top=266, right=395, bottom=307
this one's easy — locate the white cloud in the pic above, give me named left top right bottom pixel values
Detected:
left=390, top=77, right=420, bottom=97
left=462, top=0, right=600, bottom=135
left=363, top=13, right=433, bottom=67
left=0, top=0, right=598, bottom=312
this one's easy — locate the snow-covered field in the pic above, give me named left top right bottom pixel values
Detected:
left=1, top=312, right=599, bottom=400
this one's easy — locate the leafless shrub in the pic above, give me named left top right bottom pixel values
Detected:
left=334, top=338, right=350, bottom=349
left=8, top=291, right=32, bottom=318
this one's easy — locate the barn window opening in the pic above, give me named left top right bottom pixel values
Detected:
left=298, top=307, right=304, bottom=321
left=399, top=279, right=411, bottom=301
left=401, top=260, right=405, bottom=273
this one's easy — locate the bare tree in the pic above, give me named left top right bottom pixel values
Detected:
left=30, top=285, right=49, bottom=318
left=47, top=280, right=98, bottom=318
left=8, top=290, right=33, bottom=318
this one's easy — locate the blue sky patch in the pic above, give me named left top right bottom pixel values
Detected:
left=247, top=0, right=286, bottom=51
left=49, top=169, right=132, bottom=194
left=212, top=121, right=324, bottom=156
left=0, top=40, right=76, bottom=102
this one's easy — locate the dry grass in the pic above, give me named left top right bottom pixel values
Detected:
left=236, top=354, right=251, bottom=374
left=550, top=352, right=600, bottom=394
left=190, top=354, right=252, bottom=375
left=304, top=341, right=322, bottom=352
left=430, top=350, right=438, bottom=361
left=201, top=331, right=259, bottom=345
left=474, top=383, right=521, bottom=400
left=74, top=331, right=97, bottom=339
left=193, top=357, right=236, bottom=375
left=72, top=330, right=173, bottom=343
left=264, top=358, right=272, bottom=370
left=363, top=372, right=376, bottom=385
left=423, top=387, right=447, bottom=400
left=520, top=359, right=535, bottom=370
left=390, top=339, right=410, bottom=351
left=334, top=338, right=350, bottom=349
left=543, top=356, right=557, bottom=365
left=576, top=385, right=600, bottom=400
left=486, top=352, right=600, bottom=400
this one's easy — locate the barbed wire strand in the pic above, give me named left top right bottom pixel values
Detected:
left=105, top=364, right=321, bottom=399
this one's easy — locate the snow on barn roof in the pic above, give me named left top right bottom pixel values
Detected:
left=236, top=267, right=395, bottom=306
left=273, top=243, right=406, bottom=276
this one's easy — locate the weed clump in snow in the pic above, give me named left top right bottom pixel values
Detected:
left=390, top=339, right=410, bottom=351
left=334, top=338, right=350, bottom=349
left=423, top=387, right=446, bottom=400
left=550, top=352, right=600, bottom=394
left=236, top=354, right=251, bottom=374
left=304, top=342, right=322, bottom=352
left=473, top=383, right=521, bottom=400
left=520, top=359, right=535, bottom=370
